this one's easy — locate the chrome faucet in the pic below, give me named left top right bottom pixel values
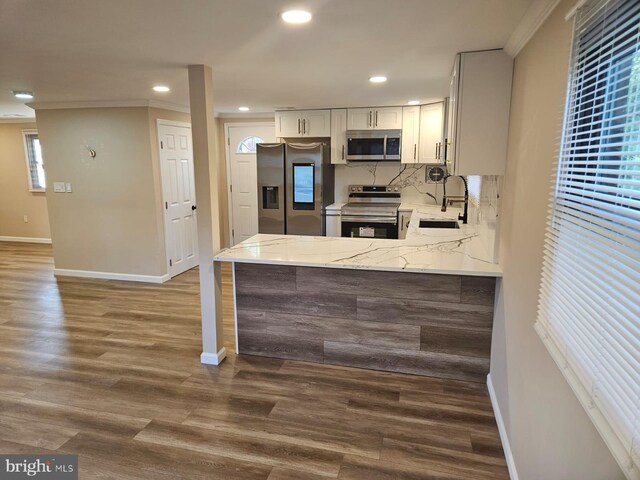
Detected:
left=441, top=175, right=469, bottom=224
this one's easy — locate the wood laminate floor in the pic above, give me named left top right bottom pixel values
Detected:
left=0, top=242, right=509, bottom=479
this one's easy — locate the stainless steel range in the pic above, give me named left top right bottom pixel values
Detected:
left=341, top=185, right=401, bottom=239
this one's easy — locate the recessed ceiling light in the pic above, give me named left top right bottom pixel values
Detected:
left=369, top=76, right=387, bottom=83
left=281, top=10, right=312, bottom=24
left=13, top=91, right=34, bottom=99
left=152, top=85, right=170, bottom=93
left=408, top=100, right=420, bottom=105
left=238, top=106, right=250, bottom=112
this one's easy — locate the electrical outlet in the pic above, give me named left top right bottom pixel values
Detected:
left=23, top=215, right=28, bottom=223
left=53, top=182, right=66, bottom=193
left=65, top=183, right=72, bottom=193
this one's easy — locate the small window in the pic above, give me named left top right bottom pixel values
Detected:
left=23, top=130, right=46, bottom=191
left=236, top=136, right=264, bottom=154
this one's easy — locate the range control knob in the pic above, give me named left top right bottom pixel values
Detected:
left=351, top=186, right=356, bottom=191
left=358, top=187, right=362, bottom=192
left=394, top=187, right=399, bottom=192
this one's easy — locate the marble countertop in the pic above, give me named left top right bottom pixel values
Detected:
left=214, top=204, right=501, bottom=277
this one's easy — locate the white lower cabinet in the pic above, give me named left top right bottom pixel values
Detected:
left=398, top=210, right=412, bottom=239
left=326, top=212, right=341, bottom=237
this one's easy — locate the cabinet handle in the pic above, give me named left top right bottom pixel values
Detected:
left=435, top=142, right=439, bottom=159
left=298, top=119, right=301, bottom=135
left=368, top=111, right=372, bottom=127
left=443, top=139, right=449, bottom=160
left=413, top=144, right=417, bottom=160
left=341, top=144, right=345, bottom=160
left=303, top=119, right=306, bottom=134
left=375, top=110, right=379, bottom=127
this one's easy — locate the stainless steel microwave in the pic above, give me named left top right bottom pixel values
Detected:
left=346, top=129, right=402, bottom=162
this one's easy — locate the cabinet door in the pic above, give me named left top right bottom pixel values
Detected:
left=419, top=102, right=445, bottom=163
left=330, top=109, right=347, bottom=164
left=445, top=55, right=460, bottom=174
left=398, top=211, right=411, bottom=239
left=325, top=214, right=341, bottom=237
left=374, top=106, right=403, bottom=130
left=347, top=108, right=373, bottom=130
left=401, top=106, right=420, bottom=163
left=275, top=111, right=303, bottom=137
left=303, top=110, right=331, bottom=137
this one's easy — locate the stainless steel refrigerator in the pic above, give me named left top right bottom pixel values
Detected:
left=257, top=142, right=334, bottom=236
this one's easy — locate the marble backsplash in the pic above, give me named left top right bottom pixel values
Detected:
left=333, top=162, right=462, bottom=205
left=467, top=175, right=501, bottom=262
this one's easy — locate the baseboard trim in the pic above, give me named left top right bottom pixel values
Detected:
left=0, top=236, right=52, bottom=244
left=201, top=347, right=227, bottom=366
left=487, top=373, right=519, bottom=480
left=54, top=268, right=170, bottom=284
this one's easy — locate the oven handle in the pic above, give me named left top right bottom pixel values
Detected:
left=341, top=215, right=398, bottom=224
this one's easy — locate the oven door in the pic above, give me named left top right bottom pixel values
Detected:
left=341, top=216, right=398, bottom=239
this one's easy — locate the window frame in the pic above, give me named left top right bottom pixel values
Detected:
left=535, top=0, right=640, bottom=476
left=22, top=129, right=46, bottom=192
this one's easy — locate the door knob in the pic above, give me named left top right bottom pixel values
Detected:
left=192, top=205, right=197, bottom=211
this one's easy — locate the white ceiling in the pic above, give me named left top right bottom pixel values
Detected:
left=0, top=0, right=534, bottom=118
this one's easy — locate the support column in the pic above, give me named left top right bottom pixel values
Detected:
left=188, top=64, right=226, bottom=365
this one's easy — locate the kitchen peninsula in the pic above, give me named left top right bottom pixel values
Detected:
left=214, top=204, right=501, bottom=383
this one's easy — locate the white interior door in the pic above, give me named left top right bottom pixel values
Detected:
left=158, top=121, right=198, bottom=278
left=226, top=123, right=276, bottom=245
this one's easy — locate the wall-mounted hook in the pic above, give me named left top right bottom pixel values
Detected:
left=86, top=146, right=96, bottom=158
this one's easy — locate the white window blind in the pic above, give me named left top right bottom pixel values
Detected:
left=535, top=0, right=640, bottom=477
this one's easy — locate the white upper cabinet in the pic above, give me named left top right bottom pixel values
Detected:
left=374, top=107, right=403, bottom=129
left=330, top=109, right=347, bottom=164
left=445, top=50, right=513, bottom=176
left=419, top=101, right=446, bottom=163
left=346, top=108, right=372, bottom=130
left=275, top=110, right=331, bottom=138
left=401, top=106, right=420, bottom=163
left=275, top=111, right=302, bottom=138
left=347, top=106, right=403, bottom=130
left=305, top=110, right=331, bottom=137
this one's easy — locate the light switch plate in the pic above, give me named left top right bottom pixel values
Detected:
left=53, top=182, right=66, bottom=193
left=65, top=183, right=72, bottom=193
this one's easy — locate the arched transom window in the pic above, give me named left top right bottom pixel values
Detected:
left=236, top=136, right=264, bottom=153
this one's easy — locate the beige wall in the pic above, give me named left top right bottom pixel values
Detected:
left=0, top=122, right=51, bottom=239
left=36, top=107, right=166, bottom=277
left=215, top=116, right=274, bottom=247
left=491, top=1, right=624, bottom=478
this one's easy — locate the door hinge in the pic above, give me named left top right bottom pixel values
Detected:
left=230, top=185, right=233, bottom=192
left=165, top=201, right=168, bottom=209
left=160, top=141, right=163, bottom=149
left=232, top=229, right=235, bottom=238
left=169, top=259, right=172, bottom=267
left=227, top=137, right=230, bottom=146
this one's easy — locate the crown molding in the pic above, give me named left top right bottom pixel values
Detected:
left=216, top=112, right=275, bottom=119
left=0, top=117, right=36, bottom=124
left=504, top=0, right=563, bottom=57
left=30, top=99, right=190, bottom=114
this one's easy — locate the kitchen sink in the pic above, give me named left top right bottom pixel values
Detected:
left=418, top=219, right=460, bottom=229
